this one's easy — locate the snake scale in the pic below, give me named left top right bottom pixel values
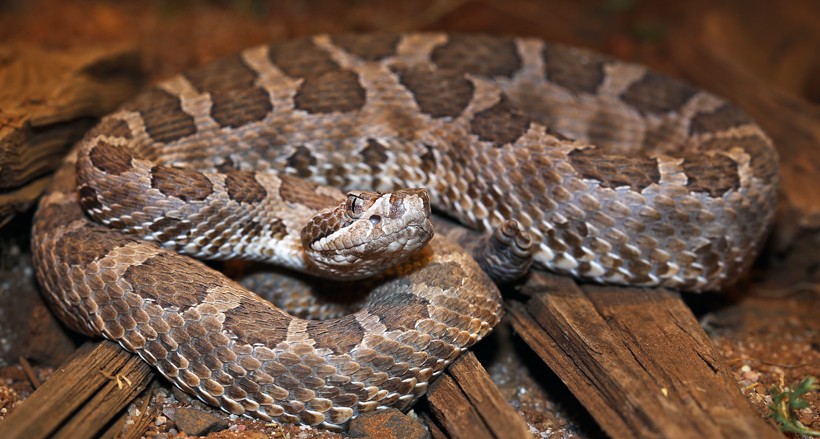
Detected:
left=32, top=33, right=778, bottom=429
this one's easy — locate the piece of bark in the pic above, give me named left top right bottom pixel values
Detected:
left=426, top=351, right=530, bottom=439
left=0, top=340, right=155, bottom=439
left=0, top=42, right=142, bottom=227
left=508, top=271, right=781, bottom=439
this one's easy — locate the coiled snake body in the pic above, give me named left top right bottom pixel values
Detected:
left=32, top=33, right=778, bottom=428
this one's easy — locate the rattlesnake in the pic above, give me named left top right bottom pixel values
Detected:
left=32, top=33, right=778, bottom=429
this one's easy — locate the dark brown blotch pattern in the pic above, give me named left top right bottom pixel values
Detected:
left=361, top=139, right=388, bottom=170
left=222, top=299, right=290, bottom=347
left=393, top=66, right=474, bottom=119
left=279, top=175, right=341, bottom=211
left=470, top=96, right=531, bottom=146
left=121, top=87, right=197, bottom=143
left=306, top=316, right=365, bottom=354
left=78, top=185, right=103, bottom=212
left=419, top=143, right=437, bottom=177
left=568, top=148, right=661, bottom=192
left=268, top=38, right=365, bottom=114
left=301, top=207, right=351, bottom=247
left=368, top=292, right=430, bottom=332
left=56, top=224, right=138, bottom=267
left=122, top=253, right=212, bottom=310
left=542, top=44, right=607, bottom=95
left=331, top=34, right=401, bottom=61
left=285, top=146, right=317, bottom=178
left=264, top=217, right=288, bottom=241
left=268, top=39, right=339, bottom=78
left=89, top=141, right=133, bottom=175
left=620, top=71, right=698, bottom=116
left=185, top=55, right=272, bottom=128
left=294, top=70, right=366, bottom=114
left=211, top=87, right=273, bottom=128
left=689, top=104, right=753, bottom=135
left=225, top=170, right=267, bottom=204
left=151, top=165, right=213, bottom=202
left=681, top=154, right=740, bottom=196
left=432, top=34, right=521, bottom=78
left=36, top=34, right=781, bottom=427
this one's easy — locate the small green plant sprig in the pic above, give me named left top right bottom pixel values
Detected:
left=768, top=376, right=819, bottom=436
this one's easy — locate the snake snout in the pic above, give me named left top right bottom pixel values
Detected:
left=387, top=188, right=430, bottom=218
left=302, top=188, right=434, bottom=279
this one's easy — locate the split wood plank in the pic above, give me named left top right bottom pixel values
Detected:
left=99, top=381, right=161, bottom=439
left=0, top=340, right=155, bottom=439
left=508, top=271, right=781, bottom=439
left=426, top=351, right=530, bottom=439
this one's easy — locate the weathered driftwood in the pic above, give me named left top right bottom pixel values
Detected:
left=0, top=43, right=142, bottom=227
left=0, top=340, right=154, bottom=439
left=508, top=271, right=781, bottom=439
left=426, top=351, right=531, bottom=439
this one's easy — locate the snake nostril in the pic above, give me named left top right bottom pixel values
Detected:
left=369, top=215, right=381, bottom=225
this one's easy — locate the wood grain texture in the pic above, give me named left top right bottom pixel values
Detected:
left=426, top=351, right=530, bottom=439
left=0, top=340, right=154, bottom=439
left=508, top=271, right=781, bottom=439
left=98, top=381, right=159, bottom=439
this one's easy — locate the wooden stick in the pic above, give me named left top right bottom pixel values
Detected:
left=427, top=351, right=530, bottom=439
left=0, top=340, right=155, bottom=439
left=17, top=355, right=41, bottom=389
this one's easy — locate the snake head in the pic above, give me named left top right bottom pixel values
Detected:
left=301, top=188, right=433, bottom=279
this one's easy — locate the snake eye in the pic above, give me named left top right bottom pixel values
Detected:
left=369, top=215, right=381, bottom=225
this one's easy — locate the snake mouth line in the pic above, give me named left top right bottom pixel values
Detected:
left=316, top=221, right=433, bottom=253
